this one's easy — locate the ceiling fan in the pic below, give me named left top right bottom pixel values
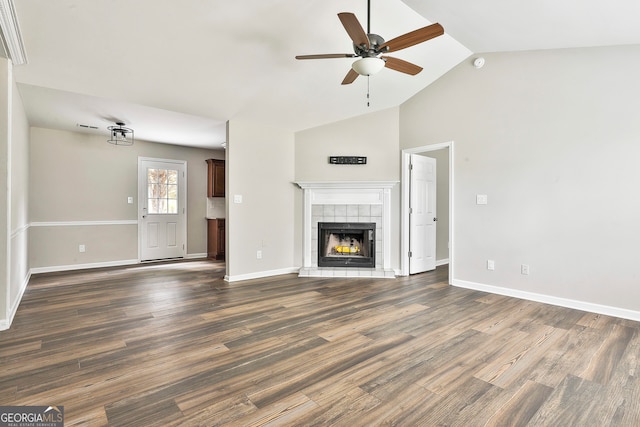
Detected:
left=295, top=0, right=444, bottom=85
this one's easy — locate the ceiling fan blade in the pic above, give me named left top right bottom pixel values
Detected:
left=341, top=68, right=359, bottom=85
left=382, top=56, right=423, bottom=75
left=379, top=23, right=444, bottom=53
left=295, top=54, right=356, bottom=60
left=338, top=12, right=370, bottom=49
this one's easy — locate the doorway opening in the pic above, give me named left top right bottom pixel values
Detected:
left=401, top=142, right=454, bottom=281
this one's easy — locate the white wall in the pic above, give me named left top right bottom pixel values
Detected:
left=294, top=107, right=401, bottom=268
left=295, top=108, right=400, bottom=182
left=29, top=127, right=219, bottom=271
left=226, top=120, right=296, bottom=280
left=0, top=58, right=9, bottom=326
left=0, top=57, right=30, bottom=330
left=9, top=67, right=30, bottom=320
left=400, top=45, right=640, bottom=316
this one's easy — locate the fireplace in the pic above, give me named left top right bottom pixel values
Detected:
left=296, top=181, right=397, bottom=278
left=318, top=222, right=375, bottom=268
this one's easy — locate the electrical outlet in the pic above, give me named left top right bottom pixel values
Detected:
left=487, top=260, right=495, bottom=270
left=256, top=250, right=262, bottom=259
left=79, top=244, right=86, bottom=253
left=521, top=264, right=530, bottom=275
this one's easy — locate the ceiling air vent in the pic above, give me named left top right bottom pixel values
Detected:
left=76, top=123, right=99, bottom=130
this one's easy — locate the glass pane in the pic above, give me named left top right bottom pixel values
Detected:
left=168, top=199, right=177, bottom=214
left=167, top=185, right=177, bottom=199
left=148, top=169, right=158, bottom=183
left=148, top=198, right=158, bottom=214
left=157, top=184, right=167, bottom=198
left=158, top=198, right=167, bottom=214
left=167, top=170, right=178, bottom=184
left=148, top=184, right=159, bottom=199
left=146, top=168, right=179, bottom=215
left=158, top=169, right=168, bottom=185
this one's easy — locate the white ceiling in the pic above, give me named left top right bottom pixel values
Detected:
left=403, top=0, right=640, bottom=53
left=8, top=0, right=640, bottom=149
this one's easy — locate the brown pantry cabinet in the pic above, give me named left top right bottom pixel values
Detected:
left=207, top=218, right=225, bottom=260
left=206, top=159, right=225, bottom=197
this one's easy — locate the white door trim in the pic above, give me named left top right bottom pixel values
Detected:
left=401, top=141, right=454, bottom=281
left=137, top=157, right=188, bottom=262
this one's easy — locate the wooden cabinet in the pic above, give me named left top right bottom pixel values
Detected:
left=206, top=159, right=225, bottom=197
left=207, top=218, right=225, bottom=260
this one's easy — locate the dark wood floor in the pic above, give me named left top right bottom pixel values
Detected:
left=1, top=260, right=639, bottom=426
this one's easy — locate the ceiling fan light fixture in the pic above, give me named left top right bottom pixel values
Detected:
left=107, top=122, right=134, bottom=146
left=352, top=57, right=385, bottom=76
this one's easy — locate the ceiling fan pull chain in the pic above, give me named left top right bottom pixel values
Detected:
left=367, top=75, right=371, bottom=107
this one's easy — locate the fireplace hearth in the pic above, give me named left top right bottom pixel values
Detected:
left=318, top=222, right=375, bottom=268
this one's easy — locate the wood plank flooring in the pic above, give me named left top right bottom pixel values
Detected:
left=1, top=260, right=640, bottom=426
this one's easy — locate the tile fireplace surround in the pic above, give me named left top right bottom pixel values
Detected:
left=296, top=181, right=397, bottom=278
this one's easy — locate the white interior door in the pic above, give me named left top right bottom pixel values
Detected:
left=409, top=154, right=437, bottom=274
left=138, top=158, right=187, bottom=261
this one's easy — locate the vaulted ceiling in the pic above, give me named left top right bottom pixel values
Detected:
left=6, top=0, right=640, bottom=149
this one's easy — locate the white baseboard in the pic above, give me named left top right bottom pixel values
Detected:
left=225, top=267, right=299, bottom=283
left=1, top=271, right=31, bottom=331
left=452, top=278, right=640, bottom=323
left=30, top=259, right=140, bottom=275
left=185, top=253, right=207, bottom=259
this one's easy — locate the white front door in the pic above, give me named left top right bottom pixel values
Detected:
left=409, top=154, right=436, bottom=274
left=138, top=158, right=187, bottom=261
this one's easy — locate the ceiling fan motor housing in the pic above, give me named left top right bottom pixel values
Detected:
left=354, top=33, right=386, bottom=57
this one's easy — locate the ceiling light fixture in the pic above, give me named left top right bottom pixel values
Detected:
left=107, top=122, right=134, bottom=146
left=351, top=57, right=385, bottom=76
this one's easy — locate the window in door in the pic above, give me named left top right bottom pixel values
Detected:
left=147, top=168, right=178, bottom=214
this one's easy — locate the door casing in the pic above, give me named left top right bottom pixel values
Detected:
left=401, top=142, right=454, bottom=279
left=138, top=157, right=187, bottom=261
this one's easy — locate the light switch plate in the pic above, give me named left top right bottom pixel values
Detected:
left=233, top=195, right=243, bottom=204
left=476, top=194, right=488, bottom=205
left=127, top=196, right=133, bottom=204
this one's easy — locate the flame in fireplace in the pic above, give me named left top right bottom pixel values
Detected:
left=335, top=245, right=360, bottom=254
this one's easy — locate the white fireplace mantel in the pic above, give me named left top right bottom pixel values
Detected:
left=296, top=181, right=398, bottom=190
left=295, top=181, right=398, bottom=278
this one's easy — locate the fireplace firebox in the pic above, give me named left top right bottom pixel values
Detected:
left=318, top=222, right=375, bottom=268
